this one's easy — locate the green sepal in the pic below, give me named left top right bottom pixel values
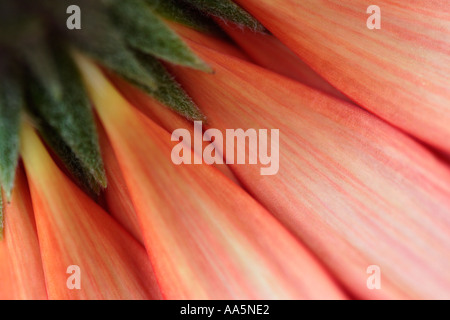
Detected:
left=0, top=59, right=23, bottom=201
left=134, top=52, right=205, bottom=121
left=30, top=115, right=103, bottom=198
left=46, top=0, right=157, bottom=92
left=182, top=0, right=265, bottom=32
left=15, top=20, right=63, bottom=101
left=106, top=0, right=211, bottom=72
left=26, top=45, right=107, bottom=191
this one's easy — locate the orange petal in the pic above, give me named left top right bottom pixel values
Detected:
left=235, top=0, right=450, bottom=154
left=20, top=123, right=161, bottom=300
left=219, top=22, right=349, bottom=101
left=0, top=241, right=12, bottom=299
left=168, top=42, right=450, bottom=299
left=97, top=121, right=144, bottom=244
left=0, top=167, right=47, bottom=299
left=76, top=53, right=346, bottom=300
left=107, top=71, right=241, bottom=185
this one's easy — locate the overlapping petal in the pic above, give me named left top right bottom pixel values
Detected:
left=75, top=54, right=346, bottom=300
left=220, top=23, right=348, bottom=101
left=169, top=41, right=450, bottom=299
left=236, top=0, right=450, bottom=154
left=108, top=72, right=240, bottom=185
left=20, top=123, right=161, bottom=300
left=97, top=123, right=144, bottom=244
left=0, top=167, right=47, bottom=300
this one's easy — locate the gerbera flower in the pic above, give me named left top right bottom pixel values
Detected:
left=0, top=0, right=449, bottom=300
